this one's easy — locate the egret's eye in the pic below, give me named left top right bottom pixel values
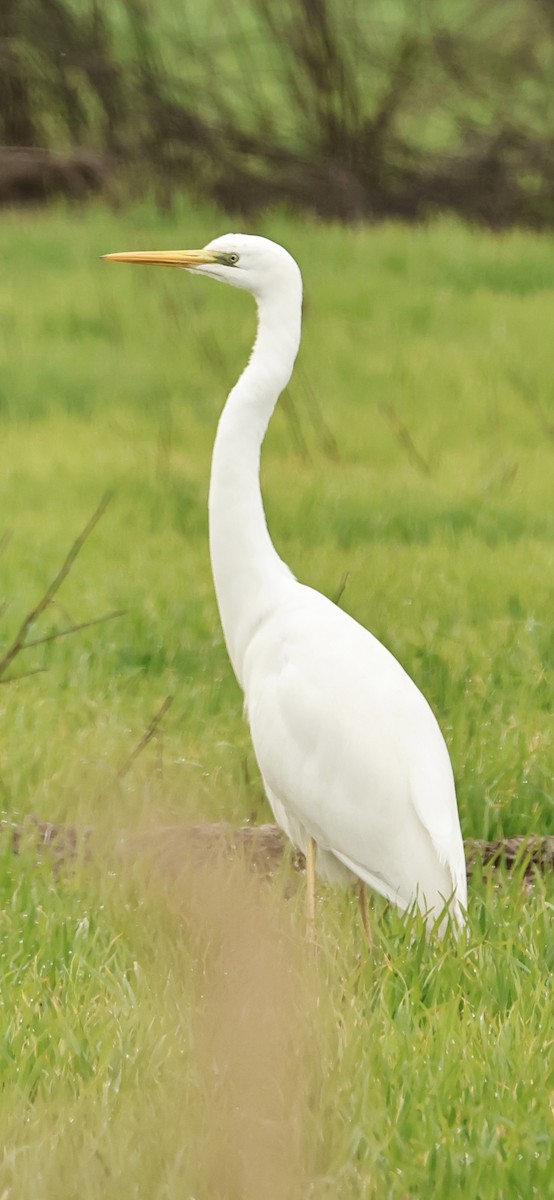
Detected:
left=215, top=251, right=240, bottom=267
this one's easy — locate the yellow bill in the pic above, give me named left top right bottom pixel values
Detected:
left=102, top=249, right=218, bottom=268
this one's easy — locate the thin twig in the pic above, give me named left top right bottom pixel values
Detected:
left=512, top=373, right=554, bottom=443
left=0, top=494, right=112, bottom=682
left=378, top=402, right=431, bottom=476
left=21, top=609, right=125, bottom=651
left=0, top=530, right=13, bottom=556
left=332, top=570, right=350, bottom=607
left=296, top=365, right=339, bottom=460
left=0, top=667, right=46, bottom=686
left=116, top=695, right=174, bottom=781
left=280, top=390, right=311, bottom=461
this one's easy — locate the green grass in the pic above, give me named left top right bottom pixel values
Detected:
left=0, top=201, right=552, bottom=1196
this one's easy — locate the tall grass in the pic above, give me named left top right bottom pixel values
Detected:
left=0, top=201, right=552, bottom=1195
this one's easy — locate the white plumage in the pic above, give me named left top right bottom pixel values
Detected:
left=105, top=232, right=467, bottom=933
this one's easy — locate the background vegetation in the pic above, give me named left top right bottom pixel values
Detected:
left=0, top=200, right=553, bottom=1196
left=1, top=0, right=554, bottom=225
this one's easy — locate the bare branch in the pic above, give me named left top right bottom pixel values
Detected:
left=0, top=494, right=112, bottom=682
left=22, top=609, right=125, bottom=651
left=0, top=667, right=46, bottom=686
left=378, top=403, right=431, bottom=476
left=296, top=365, right=339, bottom=460
left=280, top=390, right=311, bottom=461
left=116, top=695, right=174, bottom=781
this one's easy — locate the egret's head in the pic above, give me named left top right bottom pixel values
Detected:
left=103, top=233, right=302, bottom=304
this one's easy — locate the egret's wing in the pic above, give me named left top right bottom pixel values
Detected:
left=244, top=586, right=467, bottom=911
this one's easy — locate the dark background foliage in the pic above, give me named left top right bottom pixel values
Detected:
left=1, top=0, right=553, bottom=224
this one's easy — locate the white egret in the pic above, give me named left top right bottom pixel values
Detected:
left=104, top=234, right=467, bottom=936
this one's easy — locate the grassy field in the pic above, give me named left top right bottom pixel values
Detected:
left=0, top=201, right=553, bottom=1197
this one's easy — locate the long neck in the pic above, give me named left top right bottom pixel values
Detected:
left=208, top=286, right=302, bottom=685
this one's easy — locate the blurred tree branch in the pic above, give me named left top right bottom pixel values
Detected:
left=0, top=0, right=553, bottom=226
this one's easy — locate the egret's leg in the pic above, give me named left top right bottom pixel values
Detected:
left=306, top=836, right=317, bottom=942
left=358, top=881, right=372, bottom=947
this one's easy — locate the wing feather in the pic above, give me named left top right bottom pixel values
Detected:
left=243, top=585, right=467, bottom=920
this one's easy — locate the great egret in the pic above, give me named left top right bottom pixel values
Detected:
left=104, top=234, right=467, bottom=936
